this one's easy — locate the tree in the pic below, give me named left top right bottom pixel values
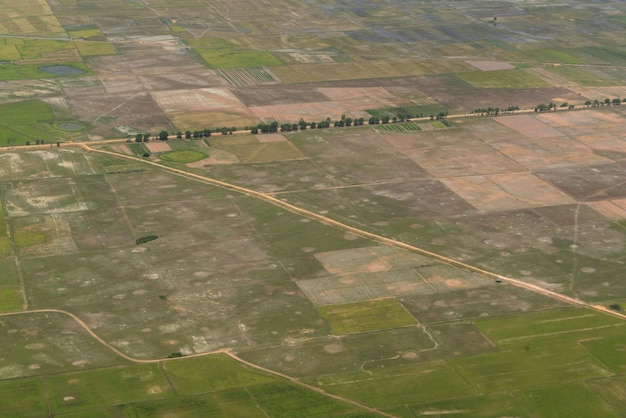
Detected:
left=158, top=130, right=169, bottom=141
left=176, top=132, right=182, bottom=139
left=185, top=130, right=191, bottom=139
left=142, top=133, right=150, bottom=142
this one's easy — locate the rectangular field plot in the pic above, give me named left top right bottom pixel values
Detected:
left=442, top=172, right=575, bottom=212
left=5, top=177, right=88, bottom=216
left=404, top=142, right=525, bottom=178
left=315, top=245, right=433, bottom=275
left=46, top=364, right=171, bottom=414
left=407, top=393, right=526, bottom=418
left=494, top=114, right=565, bottom=138
left=163, top=354, right=278, bottom=395
left=516, top=382, right=619, bottom=417
left=450, top=342, right=608, bottom=392
left=474, top=307, right=625, bottom=344
left=11, top=214, right=78, bottom=257
left=417, top=264, right=489, bottom=292
left=0, top=378, right=47, bottom=417
left=317, top=299, right=417, bottom=334
left=587, top=375, right=626, bottom=414
left=120, top=389, right=267, bottom=418
left=0, top=149, right=97, bottom=181
left=297, top=269, right=435, bottom=306
left=309, top=360, right=474, bottom=408
left=581, top=333, right=626, bottom=373
left=491, top=136, right=612, bottom=170
left=456, top=69, right=550, bottom=89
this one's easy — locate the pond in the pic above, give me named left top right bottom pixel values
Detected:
left=57, top=122, right=84, bottom=131
left=39, top=65, right=86, bottom=76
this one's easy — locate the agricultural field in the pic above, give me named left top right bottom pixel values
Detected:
left=1, top=0, right=626, bottom=416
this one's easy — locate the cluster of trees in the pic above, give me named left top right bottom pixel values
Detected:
left=584, top=98, right=625, bottom=107
left=134, top=108, right=453, bottom=141
left=471, top=106, right=520, bottom=116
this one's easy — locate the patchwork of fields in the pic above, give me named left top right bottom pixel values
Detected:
left=1, top=0, right=626, bottom=416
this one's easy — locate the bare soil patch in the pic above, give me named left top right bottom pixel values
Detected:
left=110, top=145, right=133, bottom=155
left=491, top=136, right=612, bottom=170
left=442, top=173, right=575, bottom=212
left=494, top=114, right=565, bottom=138
left=145, top=142, right=171, bottom=153
left=256, top=134, right=287, bottom=143
left=403, top=143, right=525, bottom=178
left=465, top=60, right=515, bottom=71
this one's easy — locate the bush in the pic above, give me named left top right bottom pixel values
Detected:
left=136, top=235, right=158, bottom=245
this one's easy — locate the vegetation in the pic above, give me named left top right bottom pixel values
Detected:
left=317, top=299, right=417, bottom=334
left=160, top=150, right=207, bottom=163
left=135, top=235, right=158, bottom=245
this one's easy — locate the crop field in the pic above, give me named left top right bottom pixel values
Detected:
left=317, top=299, right=417, bottom=334
left=2, top=0, right=626, bottom=416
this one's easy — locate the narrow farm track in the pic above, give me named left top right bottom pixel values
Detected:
left=75, top=142, right=626, bottom=321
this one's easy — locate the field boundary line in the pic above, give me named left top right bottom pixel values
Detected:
left=74, top=143, right=626, bottom=322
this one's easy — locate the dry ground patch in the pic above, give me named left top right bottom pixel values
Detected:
left=441, top=173, right=576, bottom=212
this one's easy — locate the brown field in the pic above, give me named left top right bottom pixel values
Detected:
left=441, top=173, right=576, bottom=212
left=586, top=200, right=626, bottom=220
left=494, top=114, right=566, bottom=138
left=256, top=134, right=287, bottom=143
left=145, top=142, right=171, bottom=153
left=403, top=143, right=526, bottom=177
left=491, top=136, right=612, bottom=170
left=465, top=60, right=515, bottom=71
left=110, top=145, right=133, bottom=155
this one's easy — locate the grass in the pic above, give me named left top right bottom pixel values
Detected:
left=581, top=334, right=626, bottom=372
left=74, top=41, right=117, bottom=56
left=474, top=307, right=624, bottom=343
left=196, top=48, right=283, bottom=69
left=127, top=143, right=149, bottom=155
left=119, top=390, right=266, bottom=418
left=46, top=364, right=172, bottom=414
left=517, top=382, right=619, bottom=416
left=0, top=100, right=68, bottom=146
left=450, top=341, right=609, bottom=392
left=13, top=231, right=46, bottom=246
left=544, top=65, right=616, bottom=86
left=247, top=382, right=364, bottom=417
left=406, top=393, right=527, bottom=418
left=317, top=298, right=417, bottom=334
left=456, top=69, right=550, bottom=88
left=310, top=360, right=474, bottom=408
left=0, top=378, right=48, bottom=417
left=160, top=150, right=207, bottom=163
left=0, top=287, right=23, bottom=312
left=524, top=48, right=586, bottom=64
left=163, top=354, right=278, bottom=395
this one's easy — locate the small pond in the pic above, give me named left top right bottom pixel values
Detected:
left=39, top=65, right=86, bottom=76
left=57, top=122, right=84, bottom=131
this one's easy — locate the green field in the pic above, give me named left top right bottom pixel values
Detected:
left=310, top=360, right=474, bottom=408
left=160, top=149, right=207, bottom=163
left=0, top=101, right=71, bottom=145
left=545, top=65, right=618, bottom=86
left=196, top=48, right=283, bottom=69
left=317, top=299, right=417, bottom=334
